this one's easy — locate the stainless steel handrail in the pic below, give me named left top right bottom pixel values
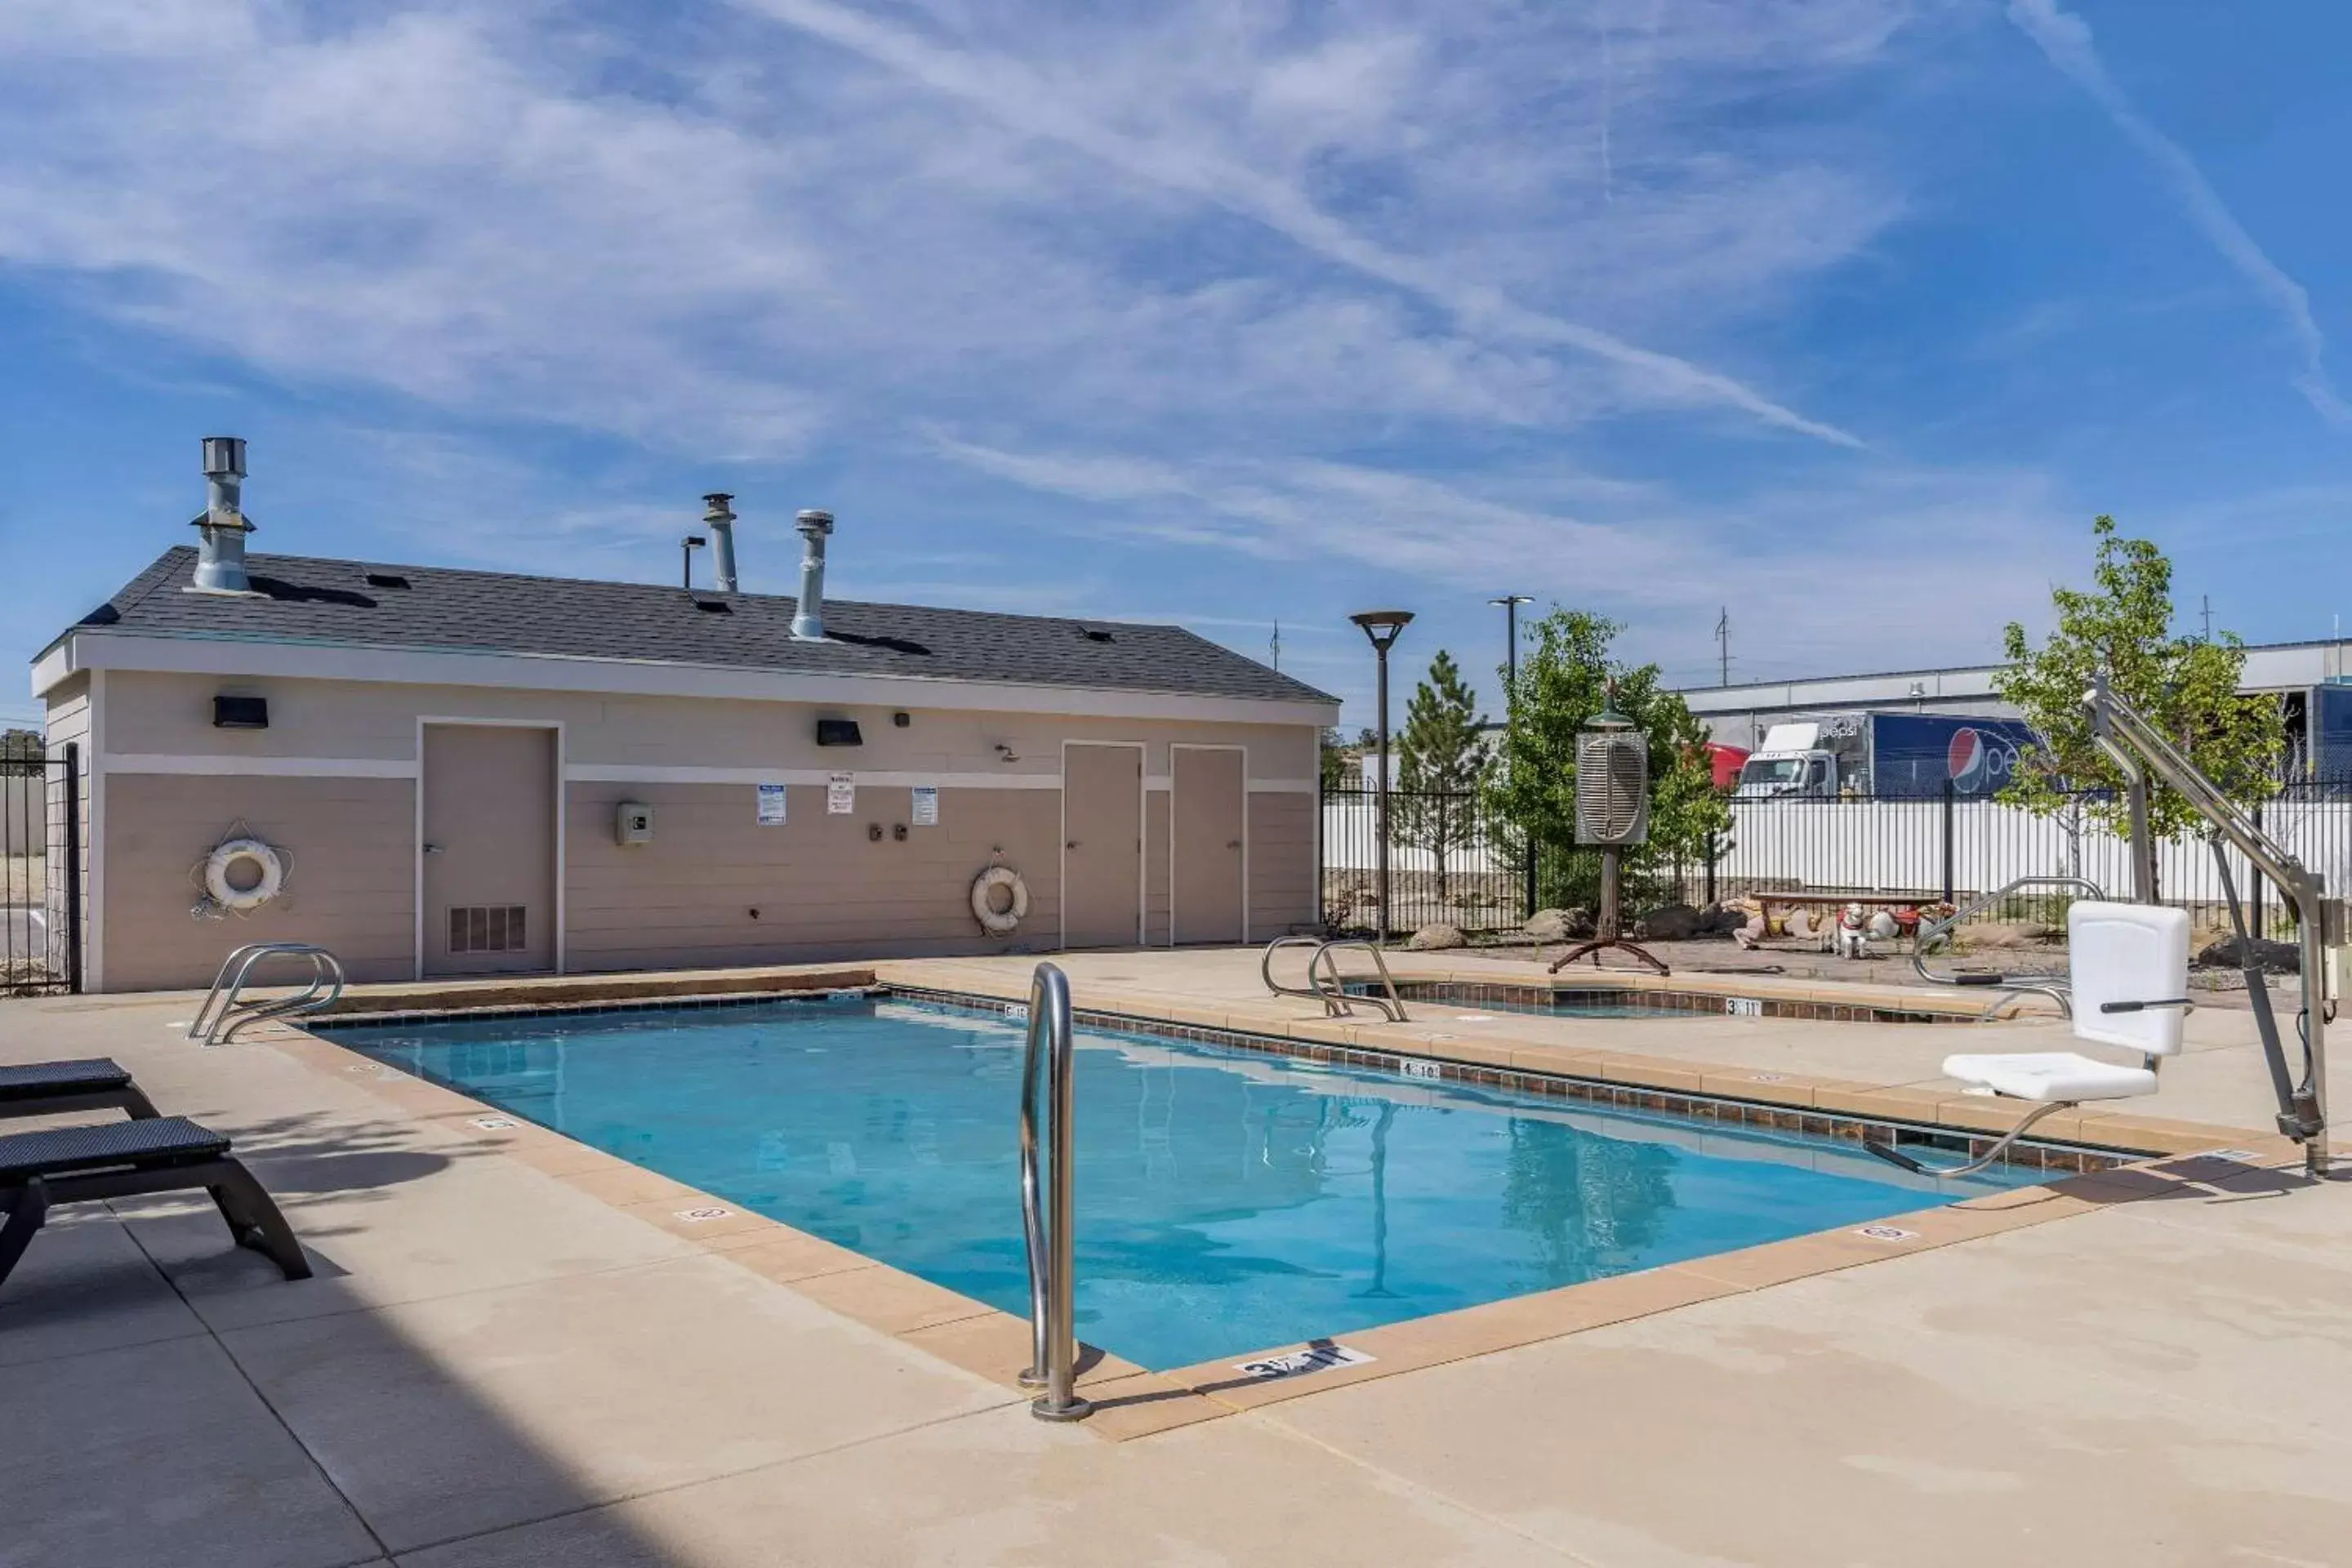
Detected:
left=1016, top=962, right=1090, bottom=1421
left=1259, top=936, right=1410, bottom=1021
left=1313, top=939, right=1410, bottom=1022
left=1911, top=875, right=2106, bottom=1020
left=189, top=942, right=346, bottom=1046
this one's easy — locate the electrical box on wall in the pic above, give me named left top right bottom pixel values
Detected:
left=617, top=802, right=655, bottom=845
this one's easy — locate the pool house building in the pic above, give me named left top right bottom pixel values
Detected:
left=32, top=452, right=1335, bottom=991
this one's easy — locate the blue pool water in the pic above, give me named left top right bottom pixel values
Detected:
left=333, top=996, right=2027, bottom=1370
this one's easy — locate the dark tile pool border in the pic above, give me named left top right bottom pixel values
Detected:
left=1374, top=978, right=1967, bottom=1026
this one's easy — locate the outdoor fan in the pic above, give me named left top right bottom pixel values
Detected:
left=1549, top=698, right=1670, bottom=977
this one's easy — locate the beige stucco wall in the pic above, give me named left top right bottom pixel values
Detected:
left=100, top=773, right=416, bottom=992
left=83, top=669, right=1320, bottom=989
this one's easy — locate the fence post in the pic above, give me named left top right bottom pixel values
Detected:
left=63, top=742, right=82, bottom=996
left=1940, top=779, right=1956, bottom=906
left=1704, top=829, right=1717, bottom=907
left=2251, top=801, right=2265, bottom=943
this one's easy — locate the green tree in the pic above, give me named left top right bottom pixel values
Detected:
left=1318, top=727, right=1349, bottom=792
left=1393, top=650, right=1490, bottom=903
left=1995, top=516, right=2283, bottom=844
left=1483, top=609, right=1729, bottom=908
left=0, top=729, right=40, bottom=760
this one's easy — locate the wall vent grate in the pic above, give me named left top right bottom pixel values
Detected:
left=448, top=905, right=528, bottom=955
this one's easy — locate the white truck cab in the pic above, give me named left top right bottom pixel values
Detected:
left=1733, top=722, right=1846, bottom=800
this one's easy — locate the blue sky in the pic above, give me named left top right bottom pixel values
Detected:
left=3, top=0, right=2349, bottom=733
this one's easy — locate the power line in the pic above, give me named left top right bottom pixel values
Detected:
left=1713, top=606, right=1731, bottom=686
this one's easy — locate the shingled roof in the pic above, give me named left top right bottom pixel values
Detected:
left=57, top=547, right=1337, bottom=706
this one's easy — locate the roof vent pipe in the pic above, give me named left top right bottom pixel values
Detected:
left=188, top=435, right=261, bottom=596
left=703, top=493, right=738, bottom=594
left=792, top=509, right=834, bottom=640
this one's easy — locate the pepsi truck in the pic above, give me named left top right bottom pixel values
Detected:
left=1731, top=713, right=2042, bottom=800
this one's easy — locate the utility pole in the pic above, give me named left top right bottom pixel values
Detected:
left=1714, top=607, right=1731, bottom=686
left=2201, top=595, right=2213, bottom=642
left=1269, top=619, right=1281, bottom=672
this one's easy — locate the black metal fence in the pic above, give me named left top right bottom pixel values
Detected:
left=2, top=748, right=82, bottom=995
left=1321, top=779, right=2352, bottom=938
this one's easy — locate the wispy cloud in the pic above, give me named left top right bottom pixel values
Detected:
left=2007, top=0, right=2351, bottom=426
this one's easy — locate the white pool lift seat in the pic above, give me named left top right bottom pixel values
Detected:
left=1869, top=902, right=2190, bottom=1176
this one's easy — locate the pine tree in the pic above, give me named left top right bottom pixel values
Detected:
left=1394, top=650, right=1490, bottom=905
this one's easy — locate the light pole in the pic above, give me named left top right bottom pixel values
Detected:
left=1489, top=595, right=1534, bottom=918
left=1350, top=610, right=1414, bottom=941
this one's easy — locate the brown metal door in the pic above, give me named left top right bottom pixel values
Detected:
left=1062, top=743, right=1142, bottom=948
left=1172, top=747, right=1245, bottom=944
left=422, top=724, right=557, bottom=977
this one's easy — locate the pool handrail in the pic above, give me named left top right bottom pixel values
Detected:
left=1016, top=962, right=1090, bottom=1421
left=1910, top=875, right=2106, bottom=1020
left=188, top=942, right=346, bottom=1047
left=1260, top=935, right=1410, bottom=1022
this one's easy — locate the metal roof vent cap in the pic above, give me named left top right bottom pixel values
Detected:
left=187, top=435, right=264, bottom=597
left=703, top=493, right=738, bottom=594
left=791, top=509, right=834, bottom=641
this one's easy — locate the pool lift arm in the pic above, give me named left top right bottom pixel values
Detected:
left=2089, top=676, right=2331, bottom=1175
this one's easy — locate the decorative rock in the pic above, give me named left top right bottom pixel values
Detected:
left=1522, top=907, right=1591, bottom=943
left=2198, top=934, right=2301, bottom=973
left=1697, top=904, right=1748, bottom=936
left=1634, top=902, right=1704, bottom=942
left=1405, top=922, right=1465, bottom=951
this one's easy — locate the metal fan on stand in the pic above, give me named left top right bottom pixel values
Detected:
left=1548, top=697, right=1671, bottom=977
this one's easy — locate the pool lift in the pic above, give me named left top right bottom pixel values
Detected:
left=1865, top=677, right=2333, bottom=1181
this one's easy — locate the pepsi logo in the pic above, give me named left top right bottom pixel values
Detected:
left=1948, top=727, right=1990, bottom=790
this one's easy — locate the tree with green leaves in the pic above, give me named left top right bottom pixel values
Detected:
left=0, top=729, right=41, bottom=760
left=1483, top=609, right=1729, bottom=908
left=1318, top=727, right=1350, bottom=791
left=1393, top=650, right=1490, bottom=902
left=1995, top=516, right=2283, bottom=849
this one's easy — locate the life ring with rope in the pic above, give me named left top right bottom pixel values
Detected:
left=970, top=866, right=1029, bottom=934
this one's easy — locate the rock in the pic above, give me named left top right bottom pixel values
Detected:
left=1697, top=904, right=1748, bottom=936
left=1523, top=907, right=1593, bottom=943
left=1957, top=920, right=2060, bottom=951
left=1634, top=902, right=1704, bottom=942
left=1405, top=922, right=1465, bottom=951
left=2198, top=934, right=2301, bottom=974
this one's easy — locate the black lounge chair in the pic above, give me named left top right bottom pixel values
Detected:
left=0, top=1058, right=161, bottom=1122
left=0, top=1117, right=311, bottom=1291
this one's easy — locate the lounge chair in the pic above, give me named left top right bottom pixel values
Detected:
left=0, top=1058, right=161, bottom=1122
left=0, top=1117, right=311, bottom=1291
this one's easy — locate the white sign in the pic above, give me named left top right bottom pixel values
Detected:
left=911, top=785, right=939, bottom=826
left=1725, top=996, right=1764, bottom=1018
left=826, top=772, right=855, bottom=814
left=675, top=1206, right=735, bottom=1223
left=1235, top=1343, right=1375, bottom=1380
left=1855, top=1224, right=1918, bottom=1242
left=756, top=782, right=787, bottom=825
left=470, top=1116, right=517, bottom=1131
left=1396, top=1058, right=1441, bottom=1080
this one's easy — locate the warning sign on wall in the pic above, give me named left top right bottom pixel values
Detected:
left=756, top=782, right=787, bottom=825
left=911, top=786, right=938, bottom=826
left=826, top=772, right=855, bottom=814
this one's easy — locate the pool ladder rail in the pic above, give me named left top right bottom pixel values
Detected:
left=1911, top=875, right=2105, bottom=1020
left=1261, top=935, right=1410, bottom=1022
left=189, top=942, right=347, bottom=1047
left=1018, top=961, right=1090, bottom=1422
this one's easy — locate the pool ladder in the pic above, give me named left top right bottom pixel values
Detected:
left=1911, top=875, right=2104, bottom=1019
left=1018, top=962, right=1090, bottom=1421
left=1261, top=935, right=1410, bottom=1022
left=189, top=942, right=347, bottom=1046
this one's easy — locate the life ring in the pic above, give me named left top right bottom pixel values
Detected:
left=970, top=866, right=1028, bottom=934
left=205, top=838, right=285, bottom=911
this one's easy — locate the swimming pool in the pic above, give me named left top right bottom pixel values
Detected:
left=332, top=995, right=2028, bottom=1370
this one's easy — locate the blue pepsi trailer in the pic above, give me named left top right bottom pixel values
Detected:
left=1865, top=714, right=2043, bottom=799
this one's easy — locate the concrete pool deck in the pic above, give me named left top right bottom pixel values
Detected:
left=6, top=952, right=2351, bottom=1566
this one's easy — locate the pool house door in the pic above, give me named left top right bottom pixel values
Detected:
left=1170, top=745, right=1245, bottom=944
left=1061, top=742, right=1143, bottom=948
left=420, top=723, right=559, bottom=978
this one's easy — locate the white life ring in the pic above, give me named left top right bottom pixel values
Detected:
left=205, top=838, right=285, bottom=911
left=970, top=866, right=1028, bottom=934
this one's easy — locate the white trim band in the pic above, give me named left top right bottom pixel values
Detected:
left=1246, top=777, right=1319, bottom=794
left=564, top=764, right=1066, bottom=790
left=105, top=753, right=419, bottom=778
